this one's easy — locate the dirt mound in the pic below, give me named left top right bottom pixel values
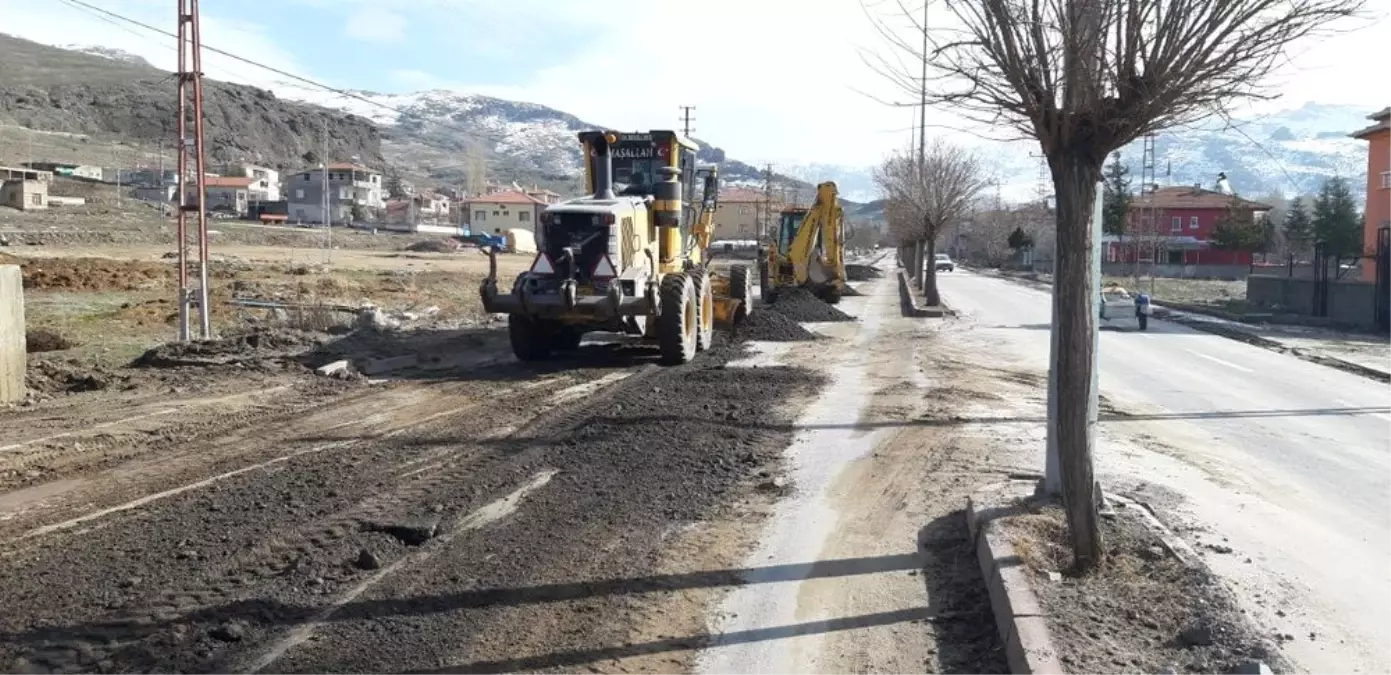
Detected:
left=20, top=257, right=174, bottom=292
left=131, top=329, right=324, bottom=369
left=25, top=359, right=123, bottom=394
left=733, top=307, right=820, bottom=342
left=845, top=264, right=883, bottom=281
left=766, top=288, right=855, bottom=322
left=405, top=239, right=461, bottom=253
left=26, top=329, right=77, bottom=353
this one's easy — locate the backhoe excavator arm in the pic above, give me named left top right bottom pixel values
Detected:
left=788, top=182, right=844, bottom=285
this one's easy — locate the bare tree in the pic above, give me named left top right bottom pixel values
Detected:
left=876, top=138, right=990, bottom=305
left=864, top=0, right=1363, bottom=570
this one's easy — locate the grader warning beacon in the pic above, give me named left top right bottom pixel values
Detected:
left=480, top=130, right=753, bottom=365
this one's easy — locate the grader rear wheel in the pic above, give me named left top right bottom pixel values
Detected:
left=730, top=264, right=752, bottom=322
left=658, top=274, right=698, bottom=365
left=508, top=314, right=554, bottom=361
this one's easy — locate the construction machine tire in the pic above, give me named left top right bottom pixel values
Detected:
left=508, top=314, right=554, bottom=361
left=658, top=273, right=698, bottom=365
left=688, top=267, right=715, bottom=352
left=555, top=326, right=584, bottom=351
left=758, top=260, right=775, bottom=304
left=730, top=264, right=752, bottom=322
left=822, top=286, right=842, bottom=305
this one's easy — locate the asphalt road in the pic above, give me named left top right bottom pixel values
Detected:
left=937, top=269, right=1391, bottom=674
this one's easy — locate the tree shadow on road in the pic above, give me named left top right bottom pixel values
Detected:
left=917, top=509, right=1009, bottom=674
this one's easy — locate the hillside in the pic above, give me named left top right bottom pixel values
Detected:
left=279, top=86, right=813, bottom=196
left=0, top=33, right=383, bottom=171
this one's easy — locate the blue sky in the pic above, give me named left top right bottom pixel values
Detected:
left=0, top=0, right=1387, bottom=168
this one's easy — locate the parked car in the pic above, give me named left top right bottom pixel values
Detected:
left=934, top=253, right=955, bottom=272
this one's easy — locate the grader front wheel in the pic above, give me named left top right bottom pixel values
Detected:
left=688, top=267, right=715, bottom=352
left=658, top=274, right=698, bottom=365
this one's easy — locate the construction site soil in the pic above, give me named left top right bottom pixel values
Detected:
left=0, top=321, right=825, bottom=672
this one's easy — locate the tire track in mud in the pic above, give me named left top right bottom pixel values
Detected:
left=0, top=359, right=658, bottom=673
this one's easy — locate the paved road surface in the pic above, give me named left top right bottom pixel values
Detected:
left=938, top=269, right=1391, bottom=673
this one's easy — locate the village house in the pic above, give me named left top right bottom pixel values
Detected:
left=202, top=176, right=253, bottom=215
left=1353, top=107, right=1389, bottom=282
left=23, top=162, right=104, bottom=181
left=463, top=190, right=546, bottom=233
left=0, top=165, right=50, bottom=211
left=1104, top=183, right=1272, bottom=269
left=219, top=164, right=281, bottom=202
left=286, top=163, right=385, bottom=225
left=712, top=188, right=782, bottom=241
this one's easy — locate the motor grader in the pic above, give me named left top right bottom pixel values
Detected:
left=759, top=181, right=846, bottom=304
left=479, top=129, right=753, bottom=365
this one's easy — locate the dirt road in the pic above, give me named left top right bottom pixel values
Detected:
left=7, top=262, right=1173, bottom=674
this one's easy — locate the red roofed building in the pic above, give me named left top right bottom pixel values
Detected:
left=464, top=190, right=546, bottom=232
left=202, top=176, right=255, bottom=215
left=1104, top=184, right=1272, bottom=267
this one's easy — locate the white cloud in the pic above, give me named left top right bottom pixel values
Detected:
left=343, top=6, right=408, bottom=44
left=0, top=0, right=320, bottom=91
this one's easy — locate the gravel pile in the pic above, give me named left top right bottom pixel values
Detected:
left=845, top=264, right=884, bottom=281
left=766, top=288, right=856, bottom=322
left=733, top=308, right=820, bottom=342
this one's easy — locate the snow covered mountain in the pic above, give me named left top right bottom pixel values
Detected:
left=781, top=102, right=1373, bottom=206
left=280, top=86, right=798, bottom=194
left=59, top=45, right=151, bottom=68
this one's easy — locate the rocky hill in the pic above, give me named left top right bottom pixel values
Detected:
left=0, top=33, right=383, bottom=171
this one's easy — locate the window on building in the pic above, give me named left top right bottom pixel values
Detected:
left=1167, top=250, right=1183, bottom=264
left=301, top=173, right=310, bottom=182
left=1190, top=216, right=1199, bottom=230
left=519, top=211, right=530, bottom=222
left=1381, top=171, right=1390, bottom=189
left=295, top=189, right=304, bottom=199
left=31, top=193, right=42, bottom=206
left=493, top=211, right=500, bottom=216
left=475, top=211, right=486, bottom=221
left=1171, top=216, right=1182, bottom=232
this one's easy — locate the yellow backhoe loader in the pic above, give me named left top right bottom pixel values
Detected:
left=480, top=129, right=753, bottom=365
left=759, top=181, right=846, bottom=304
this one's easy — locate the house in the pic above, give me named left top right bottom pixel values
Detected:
left=523, top=186, right=564, bottom=205
left=0, top=178, right=47, bottom=211
left=463, top=190, right=546, bottom=232
left=286, top=163, right=385, bottom=225
left=134, top=185, right=177, bottom=202
left=0, top=165, right=51, bottom=184
left=1104, top=183, right=1272, bottom=267
left=1353, top=107, right=1389, bottom=282
left=23, top=162, right=104, bottom=181
left=203, top=176, right=253, bottom=215
left=712, top=188, right=782, bottom=241
left=416, top=192, right=451, bottom=220
left=219, top=164, right=281, bottom=201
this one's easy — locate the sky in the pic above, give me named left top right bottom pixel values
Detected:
left=1, top=0, right=1387, bottom=169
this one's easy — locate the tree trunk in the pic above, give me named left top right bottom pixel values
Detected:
left=1049, top=155, right=1103, bottom=572
left=923, top=235, right=941, bottom=306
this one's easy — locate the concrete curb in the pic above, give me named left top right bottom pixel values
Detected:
left=966, top=483, right=1066, bottom=675
left=897, top=270, right=953, bottom=318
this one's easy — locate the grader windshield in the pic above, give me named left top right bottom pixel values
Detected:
left=581, top=130, right=697, bottom=198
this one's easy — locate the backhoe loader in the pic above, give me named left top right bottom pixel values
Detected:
left=759, top=181, right=846, bottom=304
left=480, top=130, right=753, bottom=365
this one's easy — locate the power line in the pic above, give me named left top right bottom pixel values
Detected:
left=53, top=0, right=482, bottom=155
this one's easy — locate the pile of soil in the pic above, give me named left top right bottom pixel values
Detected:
left=404, top=239, right=461, bottom=253
left=131, top=329, right=325, bottom=369
left=845, top=264, right=884, bottom=281
left=733, top=307, right=820, bottom=342
left=25, top=329, right=76, bottom=353
left=1004, top=501, right=1282, bottom=674
left=19, top=257, right=173, bottom=292
left=766, top=288, right=856, bottom=322
left=25, top=359, right=123, bottom=394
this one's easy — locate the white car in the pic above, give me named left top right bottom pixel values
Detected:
left=934, top=253, right=955, bottom=272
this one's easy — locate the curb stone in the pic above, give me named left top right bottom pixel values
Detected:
left=966, top=481, right=1066, bottom=675
left=897, top=270, right=954, bottom=318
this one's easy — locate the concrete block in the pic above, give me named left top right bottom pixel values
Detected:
left=0, top=265, right=24, bottom=404
left=314, top=359, right=352, bottom=377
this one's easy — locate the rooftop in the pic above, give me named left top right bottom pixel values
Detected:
left=1351, top=107, right=1390, bottom=140
left=466, top=190, right=545, bottom=205
left=1130, top=186, right=1272, bottom=211
left=204, top=176, right=255, bottom=189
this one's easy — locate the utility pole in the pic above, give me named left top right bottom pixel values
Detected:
left=762, top=163, right=774, bottom=242
left=175, top=0, right=211, bottom=341
left=915, top=0, right=929, bottom=290
left=1139, top=133, right=1158, bottom=292
left=678, top=105, right=696, bottom=137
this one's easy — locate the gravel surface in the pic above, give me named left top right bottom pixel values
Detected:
left=732, top=307, right=821, bottom=342
left=1004, top=501, right=1284, bottom=674
left=766, top=288, right=856, bottom=322
left=0, top=332, right=824, bottom=673
left=845, top=264, right=884, bottom=281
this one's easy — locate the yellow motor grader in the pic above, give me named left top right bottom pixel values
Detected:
left=480, top=129, right=753, bottom=365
